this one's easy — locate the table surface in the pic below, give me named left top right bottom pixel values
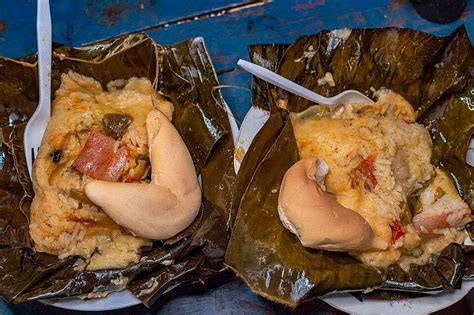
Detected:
left=1, top=0, right=473, bottom=314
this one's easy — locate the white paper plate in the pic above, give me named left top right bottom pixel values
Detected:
left=43, top=101, right=239, bottom=311
left=42, top=290, right=140, bottom=311
left=233, top=106, right=270, bottom=173
left=234, top=105, right=474, bottom=314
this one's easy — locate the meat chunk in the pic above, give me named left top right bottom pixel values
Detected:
left=412, top=170, right=472, bottom=238
left=74, top=130, right=128, bottom=181
left=413, top=208, right=471, bottom=237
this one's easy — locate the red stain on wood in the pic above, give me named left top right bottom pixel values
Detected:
left=212, top=55, right=234, bottom=65
left=460, top=7, right=472, bottom=20
left=293, top=2, right=317, bottom=11
left=388, top=16, right=408, bottom=26
left=354, top=11, right=366, bottom=23
left=99, top=3, right=130, bottom=26
left=389, top=0, right=410, bottom=12
left=242, top=8, right=265, bottom=17
left=293, top=0, right=327, bottom=11
left=338, top=11, right=366, bottom=25
left=423, top=26, right=444, bottom=33
left=0, top=21, right=6, bottom=33
left=85, top=8, right=94, bottom=16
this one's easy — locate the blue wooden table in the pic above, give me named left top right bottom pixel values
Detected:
left=1, top=0, right=473, bottom=313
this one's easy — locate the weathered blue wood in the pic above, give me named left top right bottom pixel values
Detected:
left=143, top=0, right=474, bottom=122
left=1, top=0, right=474, bottom=313
left=0, top=0, right=248, bottom=57
left=1, top=0, right=474, bottom=121
left=0, top=0, right=36, bottom=58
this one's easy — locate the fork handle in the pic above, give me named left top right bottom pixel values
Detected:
left=37, top=0, right=51, bottom=118
left=237, top=59, right=332, bottom=105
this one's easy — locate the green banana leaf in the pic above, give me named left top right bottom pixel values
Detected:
left=226, top=26, right=474, bottom=307
left=0, top=34, right=235, bottom=307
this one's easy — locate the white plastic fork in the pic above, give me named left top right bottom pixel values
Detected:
left=237, top=59, right=374, bottom=106
left=24, top=0, right=52, bottom=179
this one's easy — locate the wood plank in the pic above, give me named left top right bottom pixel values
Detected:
left=0, top=0, right=36, bottom=58
left=1, top=0, right=473, bottom=121
left=143, top=0, right=474, bottom=121
left=1, top=1, right=474, bottom=313
left=0, top=0, right=256, bottom=57
left=51, top=0, right=261, bottom=45
left=145, top=0, right=474, bottom=70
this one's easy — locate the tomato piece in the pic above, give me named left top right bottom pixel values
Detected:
left=124, top=176, right=135, bottom=183
left=390, top=220, right=405, bottom=242
left=351, top=155, right=378, bottom=191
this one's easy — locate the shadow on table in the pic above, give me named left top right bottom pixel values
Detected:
left=7, top=280, right=474, bottom=315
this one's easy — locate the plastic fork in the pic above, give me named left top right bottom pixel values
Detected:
left=24, top=0, right=52, bottom=179
left=237, top=59, right=374, bottom=106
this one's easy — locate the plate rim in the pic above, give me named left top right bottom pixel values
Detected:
left=233, top=106, right=269, bottom=173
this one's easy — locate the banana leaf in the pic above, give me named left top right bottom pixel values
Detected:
left=249, top=44, right=290, bottom=113
left=226, top=26, right=474, bottom=307
left=0, top=34, right=236, bottom=307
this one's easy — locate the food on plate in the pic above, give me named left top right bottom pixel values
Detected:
left=29, top=71, right=200, bottom=270
left=278, top=90, right=471, bottom=270
left=226, top=27, right=474, bottom=308
left=0, top=34, right=236, bottom=306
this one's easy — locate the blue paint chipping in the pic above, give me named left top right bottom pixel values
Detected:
left=1, top=0, right=474, bottom=313
left=1, top=0, right=474, bottom=120
left=0, top=0, right=245, bottom=57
